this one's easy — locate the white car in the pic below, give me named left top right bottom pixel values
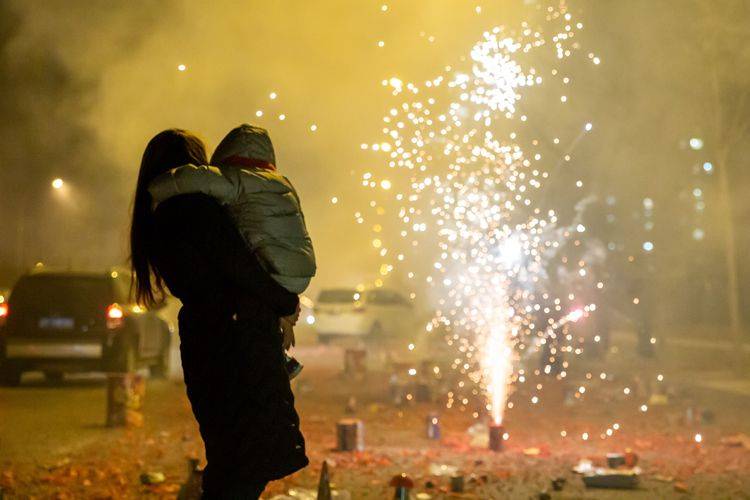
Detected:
left=313, top=288, right=414, bottom=343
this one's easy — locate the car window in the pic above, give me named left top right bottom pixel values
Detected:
left=394, top=292, right=410, bottom=306
left=367, top=290, right=403, bottom=305
left=10, top=276, right=113, bottom=313
left=318, top=289, right=359, bottom=303
left=112, top=275, right=132, bottom=304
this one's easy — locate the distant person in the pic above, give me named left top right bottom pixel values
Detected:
left=148, top=124, right=315, bottom=375
left=130, top=129, right=308, bottom=499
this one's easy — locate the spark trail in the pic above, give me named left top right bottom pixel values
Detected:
left=358, top=2, right=599, bottom=422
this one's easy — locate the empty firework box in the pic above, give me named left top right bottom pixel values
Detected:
left=336, top=418, right=364, bottom=451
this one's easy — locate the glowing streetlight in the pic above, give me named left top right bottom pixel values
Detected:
left=51, top=178, right=64, bottom=190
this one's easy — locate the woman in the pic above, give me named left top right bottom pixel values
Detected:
left=130, top=129, right=308, bottom=498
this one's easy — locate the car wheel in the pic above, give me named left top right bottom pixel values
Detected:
left=150, top=330, right=170, bottom=379
left=0, top=363, right=22, bottom=387
left=44, top=371, right=64, bottom=384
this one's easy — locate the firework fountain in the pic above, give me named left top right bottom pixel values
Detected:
left=356, top=3, right=600, bottom=438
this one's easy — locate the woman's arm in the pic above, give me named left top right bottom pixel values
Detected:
left=156, top=193, right=298, bottom=317
left=149, top=164, right=240, bottom=206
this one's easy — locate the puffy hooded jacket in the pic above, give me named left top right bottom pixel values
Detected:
left=148, top=125, right=315, bottom=294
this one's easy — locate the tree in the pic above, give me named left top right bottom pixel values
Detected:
left=694, top=0, right=750, bottom=361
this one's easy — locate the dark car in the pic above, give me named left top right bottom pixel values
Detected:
left=0, top=268, right=170, bottom=386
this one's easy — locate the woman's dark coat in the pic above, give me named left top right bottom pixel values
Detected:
left=151, top=193, right=308, bottom=485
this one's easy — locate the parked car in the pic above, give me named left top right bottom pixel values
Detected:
left=0, top=288, right=9, bottom=333
left=0, top=268, right=171, bottom=386
left=313, top=288, right=414, bottom=343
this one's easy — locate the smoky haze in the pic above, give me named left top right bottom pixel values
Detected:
left=1, top=0, right=749, bottom=326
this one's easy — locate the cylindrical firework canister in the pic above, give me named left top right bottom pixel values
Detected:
left=106, top=372, right=145, bottom=427
left=336, top=418, right=364, bottom=451
left=450, top=474, right=465, bottom=493
left=489, top=423, right=505, bottom=451
left=426, top=412, right=441, bottom=440
left=390, top=474, right=414, bottom=500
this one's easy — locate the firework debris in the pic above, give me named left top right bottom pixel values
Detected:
left=721, top=434, right=750, bottom=450
left=574, top=457, right=641, bottom=490
left=5, top=358, right=750, bottom=498
left=581, top=469, right=640, bottom=490
left=138, top=471, right=165, bottom=485
left=389, top=473, right=414, bottom=499
left=449, top=473, right=464, bottom=492
left=550, top=477, right=566, bottom=491
left=106, top=373, right=145, bottom=428
left=606, top=453, right=626, bottom=468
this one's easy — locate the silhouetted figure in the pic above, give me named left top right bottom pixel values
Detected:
left=130, top=130, right=307, bottom=499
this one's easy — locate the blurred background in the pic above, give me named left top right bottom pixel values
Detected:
left=1, top=1, right=749, bottom=498
left=1, top=0, right=749, bottom=333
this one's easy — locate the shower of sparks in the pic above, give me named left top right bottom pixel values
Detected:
left=356, top=3, right=602, bottom=422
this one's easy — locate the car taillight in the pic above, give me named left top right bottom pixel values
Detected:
left=106, top=303, right=125, bottom=330
left=0, top=303, right=8, bottom=326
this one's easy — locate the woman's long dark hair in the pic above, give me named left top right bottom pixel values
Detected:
left=130, top=129, right=208, bottom=306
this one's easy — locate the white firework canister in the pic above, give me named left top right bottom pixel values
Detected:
left=106, top=372, right=145, bottom=427
left=336, top=418, right=365, bottom=451
left=426, top=412, right=441, bottom=440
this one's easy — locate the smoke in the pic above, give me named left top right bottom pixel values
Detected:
left=0, top=0, right=531, bottom=288
left=0, top=0, right=748, bottom=325
left=0, top=0, right=168, bottom=277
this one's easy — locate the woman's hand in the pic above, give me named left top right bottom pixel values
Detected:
left=292, top=300, right=301, bottom=325
left=280, top=317, right=296, bottom=350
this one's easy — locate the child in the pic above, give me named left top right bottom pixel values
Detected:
left=148, top=124, right=315, bottom=379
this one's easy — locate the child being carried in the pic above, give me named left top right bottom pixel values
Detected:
left=148, top=124, right=315, bottom=379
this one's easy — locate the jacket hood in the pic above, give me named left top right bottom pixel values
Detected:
left=211, top=124, right=276, bottom=167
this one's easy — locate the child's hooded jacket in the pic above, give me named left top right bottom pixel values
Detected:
left=148, top=124, right=315, bottom=294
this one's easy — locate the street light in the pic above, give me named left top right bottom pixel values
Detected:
left=17, top=178, right=68, bottom=270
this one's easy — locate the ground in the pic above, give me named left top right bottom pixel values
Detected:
left=1, top=329, right=749, bottom=499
